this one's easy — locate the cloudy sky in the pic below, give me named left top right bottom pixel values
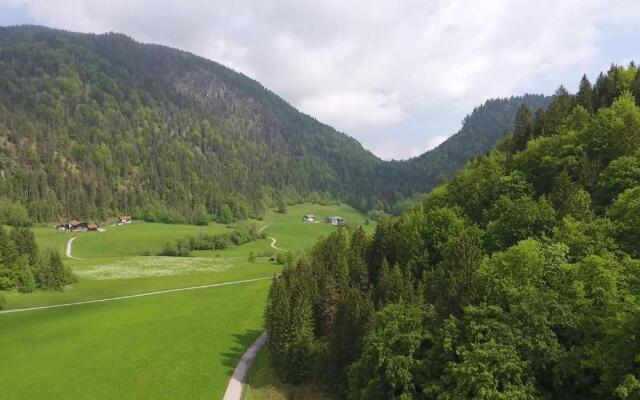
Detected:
left=2, top=0, right=640, bottom=159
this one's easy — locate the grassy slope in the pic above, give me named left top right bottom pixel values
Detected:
left=0, top=203, right=369, bottom=400
left=259, top=203, right=375, bottom=251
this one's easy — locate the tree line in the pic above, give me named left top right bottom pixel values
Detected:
left=265, top=64, right=640, bottom=399
left=0, top=226, right=76, bottom=309
left=159, top=224, right=264, bottom=256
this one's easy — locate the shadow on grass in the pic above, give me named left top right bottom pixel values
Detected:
left=243, top=344, right=335, bottom=400
left=219, top=329, right=263, bottom=375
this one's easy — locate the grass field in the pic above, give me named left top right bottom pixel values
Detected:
left=33, top=221, right=232, bottom=258
left=0, top=203, right=369, bottom=399
left=0, top=280, right=271, bottom=399
left=258, top=203, right=375, bottom=251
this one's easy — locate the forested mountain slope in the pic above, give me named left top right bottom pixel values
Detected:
left=266, top=64, right=640, bottom=399
left=379, top=95, right=552, bottom=198
left=0, top=25, right=380, bottom=223
left=0, top=25, right=550, bottom=223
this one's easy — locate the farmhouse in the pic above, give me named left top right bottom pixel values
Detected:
left=325, top=216, right=344, bottom=226
left=303, top=214, right=316, bottom=222
left=56, top=220, right=100, bottom=232
left=71, top=221, right=89, bottom=231
left=117, top=215, right=132, bottom=225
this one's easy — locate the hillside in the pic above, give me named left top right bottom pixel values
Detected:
left=0, top=25, right=548, bottom=223
left=265, top=65, right=640, bottom=398
left=378, top=94, right=552, bottom=198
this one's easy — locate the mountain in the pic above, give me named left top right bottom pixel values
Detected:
left=378, top=95, right=552, bottom=199
left=0, top=25, right=549, bottom=223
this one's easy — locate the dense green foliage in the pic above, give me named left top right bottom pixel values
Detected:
left=266, top=65, right=640, bottom=399
left=0, top=226, right=74, bottom=299
left=0, top=25, right=549, bottom=223
left=160, top=224, right=264, bottom=256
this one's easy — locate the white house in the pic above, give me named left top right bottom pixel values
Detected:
left=303, top=214, right=316, bottom=222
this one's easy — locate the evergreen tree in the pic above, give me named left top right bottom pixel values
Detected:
left=633, top=69, right=640, bottom=107
left=512, top=104, right=534, bottom=152
left=37, top=251, right=76, bottom=291
left=532, top=107, right=546, bottom=138
left=10, top=227, right=38, bottom=266
left=576, top=74, right=594, bottom=112
left=543, top=86, right=575, bottom=135
left=327, top=287, right=374, bottom=394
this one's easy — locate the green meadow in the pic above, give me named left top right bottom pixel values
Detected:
left=0, top=203, right=369, bottom=399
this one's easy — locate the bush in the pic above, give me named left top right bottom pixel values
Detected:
left=0, top=292, right=5, bottom=310
left=275, top=252, right=291, bottom=265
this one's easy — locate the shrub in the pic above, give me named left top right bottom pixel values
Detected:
left=0, top=276, right=13, bottom=290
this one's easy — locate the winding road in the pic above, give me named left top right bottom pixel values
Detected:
left=258, top=223, right=286, bottom=251
left=65, top=236, right=80, bottom=259
left=221, top=224, right=285, bottom=399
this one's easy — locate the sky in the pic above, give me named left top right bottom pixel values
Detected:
left=1, top=1, right=640, bottom=160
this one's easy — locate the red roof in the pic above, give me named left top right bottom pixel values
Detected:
left=87, top=224, right=98, bottom=229
left=119, top=216, right=131, bottom=221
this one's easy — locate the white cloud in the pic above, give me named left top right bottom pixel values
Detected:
left=5, top=0, right=640, bottom=158
left=300, top=90, right=405, bottom=130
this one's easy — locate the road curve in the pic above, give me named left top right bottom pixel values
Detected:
left=268, top=236, right=285, bottom=251
left=0, top=277, right=273, bottom=315
left=65, top=236, right=81, bottom=259
left=222, top=331, right=268, bottom=400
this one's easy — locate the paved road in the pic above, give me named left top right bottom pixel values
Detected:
left=0, top=277, right=273, bottom=315
left=65, top=236, right=81, bottom=259
left=222, top=331, right=268, bottom=400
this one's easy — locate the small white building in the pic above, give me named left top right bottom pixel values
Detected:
left=303, top=214, right=316, bottom=222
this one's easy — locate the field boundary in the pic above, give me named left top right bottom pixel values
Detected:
left=0, top=276, right=273, bottom=315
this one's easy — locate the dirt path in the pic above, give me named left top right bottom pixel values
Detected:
left=0, top=276, right=273, bottom=315
left=222, top=331, right=268, bottom=400
left=268, top=236, right=285, bottom=251
left=65, top=236, right=81, bottom=259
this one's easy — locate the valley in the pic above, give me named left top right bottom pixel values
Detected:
left=1, top=19, right=640, bottom=400
left=0, top=203, right=370, bottom=399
